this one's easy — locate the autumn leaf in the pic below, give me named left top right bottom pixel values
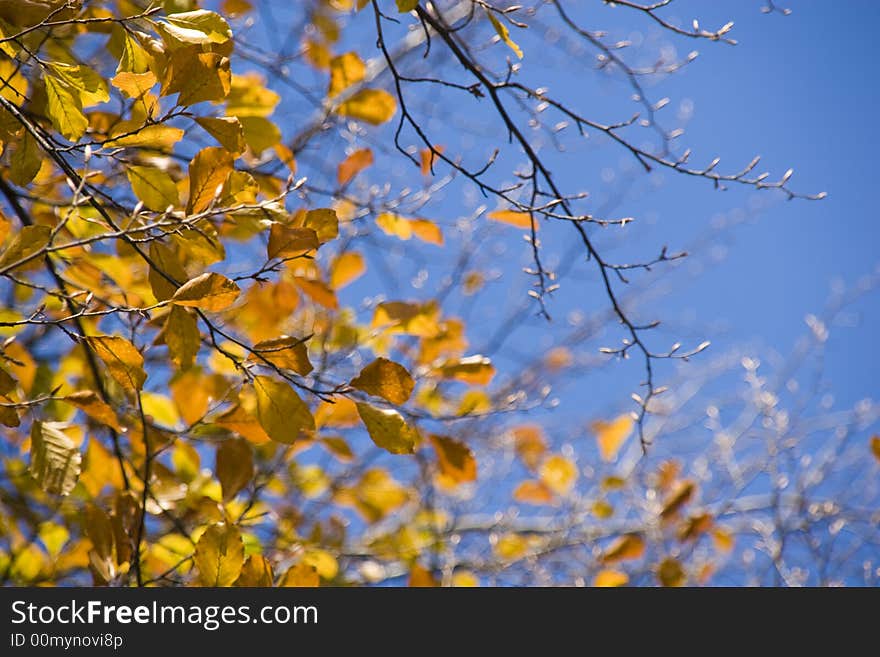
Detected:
left=486, top=9, right=524, bottom=59
left=0, top=225, right=51, bottom=272
left=539, top=454, right=578, bottom=495
left=435, top=355, right=495, bottom=385
left=338, top=89, right=397, bottom=125
left=84, top=336, right=147, bottom=393
left=267, top=224, right=319, bottom=260
left=330, top=252, right=366, bottom=288
left=164, top=306, right=200, bottom=369
left=601, top=534, right=645, bottom=564
left=187, top=147, right=235, bottom=215
left=127, top=166, right=179, bottom=212
left=194, top=523, right=244, bottom=586
left=338, top=148, right=373, bottom=184
left=236, top=555, right=274, bottom=587
left=249, top=336, right=313, bottom=375
left=44, top=74, right=88, bottom=141
left=488, top=209, right=534, bottom=230
left=172, top=272, right=241, bottom=312
left=63, top=391, right=122, bottom=432
left=657, top=558, right=686, bottom=587
left=356, top=402, right=417, bottom=454
left=216, top=438, right=253, bottom=501
left=592, top=415, right=633, bottom=462
left=329, top=52, right=365, bottom=97
left=513, top=480, right=555, bottom=505
left=29, top=422, right=82, bottom=496
left=254, top=375, right=315, bottom=444
left=397, top=0, right=419, bottom=11
left=350, top=358, right=415, bottom=405
left=431, top=435, right=477, bottom=485
left=196, top=116, right=247, bottom=153
left=871, top=435, right=880, bottom=462
left=594, top=569, right=628, bottom=587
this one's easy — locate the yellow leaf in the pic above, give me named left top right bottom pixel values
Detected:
left=435, top=355, right=495, bottom=385
left=215, top=403, right=271, bottom=445
left=44, top=74, right=88, bottom=141
left=350, top=357, right=415, bottom=405
left=278, top=562, right=319, bottom=587
left=148, top=241, right=187, bottom=302
left=239, top=115, right=281, bottom=155
left=539, top=454, right=578, bottom=495
left=315, top=396, right=360, bottom=429
left=84, top=335, right=147, bottom=393
left=29, top=421, right=82, bottom=496
left=410, top=219, right=444, bottom=245
left=254, top=375, right=315, bottom=444
left=338, top=148, right=373, bottom=184
left=0, top=225, right=50, bottom=272
left=172, top=272, right=240, bottom=311
left=356, top=402, right=417, bottom=454
left=594, top=569, right=628, bottom=587
left=127, top=165, right=179, bottom=212
left=196, top=116, right=246, bottom=153
left=371, top=300, right=440, bottom=337
left=712, top=528, right=735, bottom=553
left=488, top=209, right=534, bottom=229
left=46, top=63, right=109, bottom=107
left=294, top=277, right=338, bottom=310
left=494, top=533, right=531, bottom=561
left=141, top=391, right=181, bottom=429
left=338, top=88, right=397, bottom=125
left=111, top=71, right=158, bottom=99
left=329, top=52, right=365, bottom=97
left=9, top=130, right=42, bottom=187
left=105, top=124, right=185, bottom=150
left=408, top=564, right=438, bottom=587
left=513, top=480, right=554, bottom=505
left=194, top=523, right=244, bottom=586
left=657, top=557, right=686, bottom=587
left=216, top=438, right=253, bottom=501
left=249, top=336, right=313, bottom=375
left=164, top=305, right=200, bottom=369
left=452, top=570, right=479, bottom=587
left=302, top=550, right=338, bottom=580
left=338, top=468, right=409, bottom=521
left=163, top=50, right=231, bottom=106
left=301, top=208, right=339, bottom=243
left=64, top=391, right=122, bottom=432
left=660, top=480, right=695, bottom=520
left=511, top=424, right=547, bottom=470
left=431, top=435, right=477, bottom=484
left=236, top=554, right=274, bottom=587
left=420, top=145, right=444, bottom=176
left=601, top=533, right=645, bottom=564
left=267, top=224, right=319, bottom=260
left=330, top=252, right=366, bottom=288
left=187, top=147, right=235, bottom=215
left=397, top=0, right=419, bottom=12
left=226, top=73, right=280, bottom=117
left=160, top=10, right=233, bottom=47
left=486, top=9, right=524, bottom=59
left=115, top=27, right=150, bottom=74
left=592, top=415, right=633, bottom=462
left=871, top=435, right=880, bottom=462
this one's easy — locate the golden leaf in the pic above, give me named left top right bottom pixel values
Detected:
left=350, top=357, right=415, bottom=405
left=338, top=89, right=397, bottom=125
left=329, top=52, right=365, bottom=97
left=236, top=554, right=274, bottom=586
left=592, top=415, right=633, bottom=462
left=356, top=402, right=417, bottom=454
left=187, top=147, right=234, bottom=215
left=431, top=435, right=477, bottom=484
left=601, top=533, right=645, bottom=564
left=196, top=116, right=246, bottom=153
left=487, top=209, right=534, bottom=229
left=253, top=375, right=315, bottom=444
left=249, top=336, right=313, bottom=375
left=338, top=148, right=373, bottom=184
left=539, top=454, right=578, bottom=495
left=216, top=438, right=253, bottom=501
left=194, top=523, right=244, bottom=586
left=64, top=391, right=122, bottom=433
left=513, top=480, right=555, bottom=505
left=127, top=165, right=179, bottom=212
left=486, top=9, right=523, bottom=59
left=434, top=355, right=495, bottom=385
left=330, top=251, right=366, bottom=289
left=84, top=335, right=147, bottom=393
left=657, top=557, right=686, bottom=587
left=594, top=569, right=629, bottom=587
left=29, top=422, right=82, bottom=496
left=172, top=272, right=240, bottom=312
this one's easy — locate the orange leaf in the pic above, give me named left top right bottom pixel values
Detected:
left=592, top=415, right=633, bottom=462
left=337, top=148, right=373, bottom=185
left=488, top=209, right=535, bottom=230
left=601, top=533, right=645, bottom=564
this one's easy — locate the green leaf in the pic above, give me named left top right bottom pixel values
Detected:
left=350, top=358, right=415, bottom=405
left=253, top=375, right=315, bottom=444
left=194, top=523, right=244, bottom=586
left=356, top=402, right=417, bottom=454
left=29, top=421, right=82, bottom=496
left=127, top=166, right=180, bottom=212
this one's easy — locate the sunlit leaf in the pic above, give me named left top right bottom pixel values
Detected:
left=216, top=438, right=253, bottom=501
left=0, top=225, right=50, bottom=272
left=194, top=523, right=244, bottom=586
left=330, top=252, right=366, bottom=288
left=64, top=391, right=122, bottom=432
left=164, top=305, right=200, bottom=369
left=338, top=89, right=397, bottom=125
left=127, top=166, right=180, bottom=212
left=539, top=454, right=578, bottom=495
left=592, top=415, right=633, bottom=462
left=350, top=358, right=415, bottom=405
left=434, top=355, right=495, bottom=385
left=329, top=52, right=365, bottom=97
left=356, top=402, right=417, bottom=454
left=196, top=116, right=247, bottom=153
left=249, top=336, right=313, bottom=375
left=254, top=375, right=315, bottom=444
left=486, top=9, right=524, bottom=59
left=187, top=147, right=235, bottom=215
left=236, top=554, right=274, bottom=586
left=84, top=336, right=147, bottom=393
left=29, top=421, right=81, bottom=496
left=488, top=209, right=534, bottom=229
left=601, top=533, right=645, bottom=564
left=513, top=480, right=554, bottom=505
left=338, top=148, right=373, bottom=184
left=594, top=569, right=628, bottom=587
left=172, top=272, right=240, bottom=312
